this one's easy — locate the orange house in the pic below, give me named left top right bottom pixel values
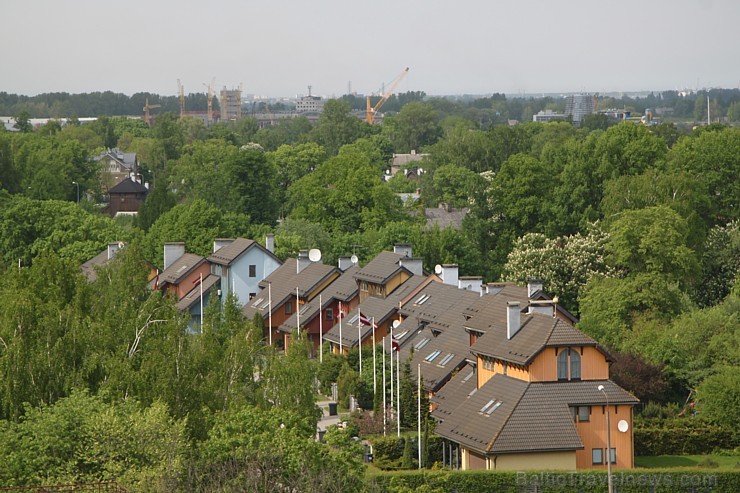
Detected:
left=433, top=300, right=639, bottom=471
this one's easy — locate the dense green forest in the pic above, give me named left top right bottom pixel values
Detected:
left=0, top=93, right=738, bottom=490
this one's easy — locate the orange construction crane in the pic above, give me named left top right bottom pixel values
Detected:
left=203, top=77, right=215, bottom=124
left=366, top=67, right=409, bottom=124
left=143, top=97, right=161, bottom=127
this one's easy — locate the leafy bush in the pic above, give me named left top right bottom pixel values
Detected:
left=635, top=419, right=738, bottom=455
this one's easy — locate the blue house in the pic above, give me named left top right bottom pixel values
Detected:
left=207, top=236, right=282, bottom=306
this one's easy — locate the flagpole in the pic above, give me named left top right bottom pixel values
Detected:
left=296, top=287, right=300, bottom=336
left=382, top=336, right=386, bottom=436
left=418, top=363, right=422, bottom=469
left=397, top=350, right=401, bottom=437
left=339, top=302, right=343, bottom=355
left=390, top=325, right=394, bottom=426
left=199, top=273, right=203, bottom=328
left=319, top=294, right=323, bottom=363
left=358, top=312, right=362, bottom=377
left=372, top=317, right=376, bottom=395
left=268, top=282, right=272, bottom=346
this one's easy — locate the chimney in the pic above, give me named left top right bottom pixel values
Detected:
left=213, top=238, right=234, bottom=253
left=507, top=301, right=521, bottom=340
left=338, top=255, right=353, bottom=271
left=399, top=257, right=423, bottom=276
left=440, top=264, right=458, bottom=286
left=527, top=301, right=553, bottom=317
left=458, top=276, right=482, bottom=294
left=528, top=279, right=544, bottom=299
left=164, top=242, right=185, bottom=270
left=393, top=243, right=413, bottom=258
left=265, top=233, right=275, bottom=254
left=107, top=242, right=122, bottom=260
left=297, top=250, right=310, bottom=273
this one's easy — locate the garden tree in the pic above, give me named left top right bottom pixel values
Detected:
left=152, top=112, right=185, bottom=162
left=267, top=142, right=327, bottom=197
left=134, top=184, right=177, bottom=231
left=428, top=164, right=487, bottom=208
left=728, top=101, right=740, bottom=122
left=310, top=99, right=371, bottom=155
left=0, top=196, right=127, bottom=266
left=666, top=126, right=740, bottom=223
left=143, top=199, right=252, bottom=266
left=176, top=115, right=208, bottom=145
left=206, top=122, right=240, bottom=145
left=593, top=121, right=668, bottom=182
left=224, top=145, right=280, bottom=223
left=649, top=122, right=683, bottom=148
left=486, top=124, right=536, bottom=172
left=0, top=390, right=188, bottom=488
left=0, top=133, right=19, bottom=192
left=272, top=218, right=332, bottom=260
left=89, top=115, right=116, bottom=148
left=502, top=227, right=614, bottom=314
left=316, top=351, right=345, bottom=395
left=13, top=110, right=33, bottom=133
left=580, top=113, right=613, bottom=132
left=424, top=124, right=497, bottom=173
left=260, top=331, right=322, bottom=428
left=607, top=205, right=699, bottom=287
left=381, top=101, right=442, bottom=153
left=694, top=220, right=740, bottom=307
left=288, top=139, right=405, bottom=233
left=36, top=119, right=62, bottom=136
left=109, top=116, right=150, bottom=142
left=253, top=116, right=313, bottom=151
left=697, top=366, right=740, bottom=432
left=234, top=116, right=259, bottom=143
left=12, top=134, right=97, bottom=201
left=638, top=294, right=740, bottom=389
left=600, top=169, right=712, bottom=250
left=577, top=273, right=692, bottom=351
left=57, top=123, right=104, bottom=151
left=528, top=121, right=579, bottom=159
left=192, top=405, right=365, bottom=493
left=398, top=360, right=429, bottom=429
left=608, top=351, right=669, bottom=404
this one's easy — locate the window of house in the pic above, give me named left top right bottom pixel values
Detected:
left=249, top=265, right=256, bottom=277
left=578, top=406, right=590, bottom=422
left=609, top=448, right=616, bottom=464
left=557, top=350, right=569, bottom=380
left=285, top=302, right=293, bottom=315
left=558, top=348, right=582, bottom=381
left=326, top=308, right=333, bottom=321
left=592, top=448, right=603, bottom=465
left=570, top=350, right=581, bottom=380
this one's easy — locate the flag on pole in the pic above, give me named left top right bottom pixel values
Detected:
left=319, top=294, right=323, bottom=363
left=382, top=335, right=386, bottom=436
left=359, top=312, right=377, bottom=327
left=339, top=302, right=344, bottom=355
left=372, top=317, right=376, bottom=395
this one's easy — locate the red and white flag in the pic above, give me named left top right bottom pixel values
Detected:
left=359, top=312, right=377, bottom=327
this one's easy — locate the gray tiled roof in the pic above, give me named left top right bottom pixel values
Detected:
left=278, top=265, right=360, bottom=333
left=353, top=251, right=409, bottom=284
left=207, top=238, right=256, bottom=266
left=81, top=249, right=111, bottom=282
left=175, top=274, right=221, bottom=311
left=108, top=177, right=148, bottom=194
left=242, top=258, right=338, bottom=319
left=148, top=253, right=205, bottom=287
left=434, top=375, right=638, bottom=455
left=424, top=206, right=469, bottom=230
left=430, top=363, right=477, bottom=420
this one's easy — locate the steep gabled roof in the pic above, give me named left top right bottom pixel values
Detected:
left=175, top=274, right=221, bottom=312
left=149, top=253, right=205, bottom=287
left=207, top=238, right=281, bottom=266
left=108, top=177, right=148, bottom=194
left=81, top=249, right=111, bottom=283
left=430, top=364, right=477, bottom=420
left=353, top=251, right=409, bottom=284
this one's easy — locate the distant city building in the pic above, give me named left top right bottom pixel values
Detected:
left=565, top=94, right=596, bottom=126
left=295, top=95, right=324, bottom=113
left=220, top=86, right=242, bottom=121
left=532, top=110, right=567, bottom=123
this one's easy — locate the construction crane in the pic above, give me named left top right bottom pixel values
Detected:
left=177, top=79, right=185, bottom=118
left=202, top=77, right=216, bottom=124
left=143, top=97, right=161, bottom=127
left=366, top=67, right=409, bottom=124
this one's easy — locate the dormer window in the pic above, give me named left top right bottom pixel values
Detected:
left=558, top=348, right=582, bottom=381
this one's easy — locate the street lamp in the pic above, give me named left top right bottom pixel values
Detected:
left=598, top=384, right=613, bottom=493
left=72, top=181, right=80, bottom=203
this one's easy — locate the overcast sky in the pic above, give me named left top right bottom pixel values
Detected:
left=3, top=0, right=739, bottom=98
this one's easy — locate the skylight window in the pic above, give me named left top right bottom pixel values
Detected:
left=463, top=371, right=474, bottom=382
left=348, top=314, right=359, bottom=324
left=418, top=295, right=431, bottom=305
left=396, top=330, right=409, bottom=339
left=438, top=353, right=455, bottom=366
left=424, top=350, right=442, bottom=362
left=486, top=401, right=503, bottom=415
left=260, top=299, right=271, bottom=309
left=467, top=388, right=477, bottom=398
left=414, top=338, right=431, bottom=350
left=415, top=294, right=427, bottom=304
left=480, top=399, right=495, bottom=412
left=252, top=298, right=264, bottom=307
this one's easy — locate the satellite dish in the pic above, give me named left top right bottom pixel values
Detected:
left=618, top=420, right=629, bottom=433
left=434, top=264, right=442, bottom=275
left=392, top=320, right=401, bottom=329
left=308, top=248, right=322, bottom=262
left=350, top=255, right=359, bottom=265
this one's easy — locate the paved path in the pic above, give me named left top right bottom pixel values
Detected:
left=316, top=399, right=342, bottom=433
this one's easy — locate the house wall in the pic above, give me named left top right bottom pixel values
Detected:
left=575, top=404, right=634, bottom=469
left=175, top=263, right=212, bottom=300
left=529, top=347, right=610, bottom=382
left=227, top=248, right=282, bottom=306
left=491, top=450, right=577, bottom=471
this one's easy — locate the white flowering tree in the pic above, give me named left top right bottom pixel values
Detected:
left=502, top=226, right=615, bottom=314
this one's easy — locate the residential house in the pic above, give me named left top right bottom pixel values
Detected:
left=424, top=204, right=469, bottom=231
left=81, top=242, right=125, bottom=282
left=106, top=178, right=148, bottom=217
left=206, top=237, right=282, bottom=306
left=94, top=148, right=138, bottom=191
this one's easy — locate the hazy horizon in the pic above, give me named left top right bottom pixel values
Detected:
left=3, top=0, right=739, bottom=99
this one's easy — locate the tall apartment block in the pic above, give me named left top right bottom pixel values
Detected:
left=565, top=94, right=595, bottom=126
left=220, top=86, right=242, bottom=121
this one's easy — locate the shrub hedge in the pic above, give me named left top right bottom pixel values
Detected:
left=635, top=420, right=738, bottom=455
left=366, top=469, right=740, bottom=493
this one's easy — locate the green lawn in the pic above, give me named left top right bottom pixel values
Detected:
left=636, top=455, right=740, bottom=469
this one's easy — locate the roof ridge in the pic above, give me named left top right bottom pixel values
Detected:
left=485, top=378, right=530, bottom=454
left=542, top=316, right=561, bottom=346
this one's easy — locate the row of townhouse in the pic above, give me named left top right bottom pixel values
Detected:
left=240, top=243, right=639, bottom=472
left=83, top=240, right=638, bottom=471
